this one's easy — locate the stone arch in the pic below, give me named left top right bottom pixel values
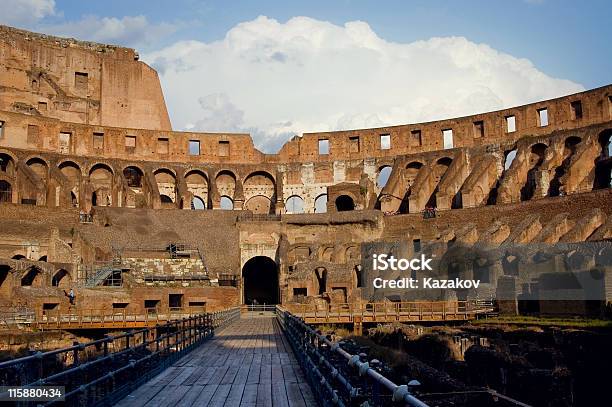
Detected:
left=314, top=194, right=327, bottom=213
left=216, top=170, right=237, bottom=201
left=285, top=195, right=304, bottom=214
left=549, top=136, right=582, bottom=196
left=377, top=165, right=393, bottom=188
left=243, top=171, right=276, bottom=212
left=594, top=129, right=612, bottom=189
left=242, top=256, right=279, bottom=304
left=26, top=157, right=49, bottom=181
left=335, top=195, right=355, bottom=211
left=185, top=169, right=209, bottom=208
left=123, top=165, right=144, bottom=188
left=400, top=161, right=424, bottom=213
left=220, top=195, right=234, bottom=210
left=154, top=168, right=177, bottom=206
left=191, top=196, right=206, bottom=210
left=89, top=163, right=114, bottom=207
left=244, top=195, right=273, bottom=214
left=0, top=152, right=16, bottom=176
left=12, top=254, right=26, bottom=260
left=21, top=266, right=44, bottom=287
left=426, top=157, right=453, bottom=208
left=51, top=269, right=71, bottom=287
left=521, top=143, right=548, bottom=201
left=59, top=160, right=82, bottom=181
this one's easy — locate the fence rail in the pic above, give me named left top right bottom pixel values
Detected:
left=0, top=307, right=239, bottom=406
left=277, top=307, right=429, bottom=407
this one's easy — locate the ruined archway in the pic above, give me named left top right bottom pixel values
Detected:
left=21, top=266, right=43, bottom=287
left=594, top=129, right=612, bottom=189
left=52, top=269, right=71, bottom=287
left=123, top=166, right=144, bottom=188
left=242, top=256, right=279, bottom=305
left=335, top=195, right=355, bottom=211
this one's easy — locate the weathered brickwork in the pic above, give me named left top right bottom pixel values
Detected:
left=0, top=26, right=610, bottom=318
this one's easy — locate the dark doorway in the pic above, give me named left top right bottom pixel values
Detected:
left=335, top=195, right=355, bottom=211
left=242, top=256, right=279, bottom=305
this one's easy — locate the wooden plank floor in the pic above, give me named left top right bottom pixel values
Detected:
left=115, top=316, right=318, bottom=407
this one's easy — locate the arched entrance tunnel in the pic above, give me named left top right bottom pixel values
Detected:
left=242, top=256, right=279, bottom=305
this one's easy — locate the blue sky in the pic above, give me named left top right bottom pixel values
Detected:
left=2, top=0, right=610, bottom=151
left=39, top=0, right=611, bottom=89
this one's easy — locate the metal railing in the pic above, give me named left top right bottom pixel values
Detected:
left=277, top=307, right=429, bottom=407
left=284, top=300, right=494, bottom=322
left=0, top=307, right=239, bottom=406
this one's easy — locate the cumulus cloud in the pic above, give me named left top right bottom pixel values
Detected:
left=40, top=15, right=178, bottom=48
left=143, top=15, right=583, bottom=153
left=0, top=0, right=56, bottom=26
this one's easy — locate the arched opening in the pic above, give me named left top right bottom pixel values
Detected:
left=521, top=143, right=547, bottom=201
left=52, top=269, right=70, bottom=287
left=38, top=255, right=47, bottom=262
left=244, top=171, right=276, bottom=214
left=399, top=161, right=423, bottom=213
left=244, top=195, right=273, bottom=214
left=123, top=166, right=143, bottom=188
left=335, top=195, right=355, bottom=211
left=90, top=164, right=113, bottom=207
left=220, top=196, right=234, bottom=210
left=185, top=170, right=209, bottom=207
left=377, top=166, right=392, bottom=188
left=12, top=254, right=25, bottom=260
left=0, top=180, right=11, bottom=203
left=285, top=195, right=304, bottom=214
left=549, top=136, right=582, bottom=196
left=21, top=266, right=42, bottom=287
left=154, top=169, right=176, bottom=206
left=192, top=196, right=206, bottom=210
left=314, top=194, right=327, bottom=213
left=27, top=157, right=48, bottom=181
left=426, top=157, right=452, bottom=208
left=0, top=153, right=15, bottom=176
left=594, top=130, right=612, bottom=189
left=0, top=265, right=9, bottom=289
left=215, top=170, right=236, bottom=203
left=242, top=256, right=279, bottom=305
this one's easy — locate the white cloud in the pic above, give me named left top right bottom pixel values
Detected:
left=40, top=15, right=177, bottom=48
left=143, top=15, right=584, bottom=153
left=0, top=0, right=56, bottom=26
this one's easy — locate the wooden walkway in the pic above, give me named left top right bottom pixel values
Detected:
left=115, top=316, right=317, bottom=407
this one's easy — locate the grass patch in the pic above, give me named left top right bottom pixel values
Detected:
left=473, top=316, right=612, bottom=329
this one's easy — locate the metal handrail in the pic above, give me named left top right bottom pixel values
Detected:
left=0, top=307, right=240, bottom=406
left=277, top=307, right=429, bottom=406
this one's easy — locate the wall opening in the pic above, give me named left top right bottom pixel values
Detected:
left=335, top=195, right=355, bottom=211
left=93, top=132, right=104, bottom=150
left=58, top=132, right=72, bottom=153
left=293, top=288, right=307, bottom=302
left=192, top=196, right=206, bottom=210
left=442, top=129, right=453, bottom=149
left=0, top=265, right=9, bottom=289
left=51, top=269, right=70, bottom=287
left=537, top=108, right=549, bottom=127
left=189, top=140, right=200, bottom=155
left=157, top=137, right=169, bottom=154
left=380, top=134, right=391, bottom=150
left=285, top=195, right=304, bottom=214
left=521, top=143, right=547, bottom=201
left=169, top=294, right=184, bottom=309
left=125, top=135, right=136, bottom=153
left=594, top=130, right=612, bottom=189
left=314, top=194, right=327, bottom=213
left=549, top=136, right=582, bottom=196
left=505, top=115, right=516, bottom=133
left=123, top=166, right=143, bottom=188
left=318, top=139, right=329, bottom=155
left=571, top=101, right=583, bottom=120
left=218, top=140, right=230, bottom=156
left=411, top=130, right=422, bottom=147
left=0, top=180, right=11, bottom=203
left=349, top=136, right=360, bottom=153
left=377, top=166, right=392, bottom=188
left=473, top=121, right=484, bottom=138
left=242, top=256, right=278, bottom=305
left=220, top=196, right=234, bottom=210
left=21, top=266, right=42, bottom=287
